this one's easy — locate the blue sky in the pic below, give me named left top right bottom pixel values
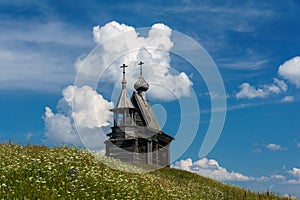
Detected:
left=1, top=0, right=300, bottom=197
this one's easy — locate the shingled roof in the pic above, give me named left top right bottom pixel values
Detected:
left=115, top=88, right=135, bottom=109
left=114, top=63, right=135, bottom=110
left=132, top=92, right=161, bottom=132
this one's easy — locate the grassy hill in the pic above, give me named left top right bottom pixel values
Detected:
left=0, top=144, right=290, bottom=199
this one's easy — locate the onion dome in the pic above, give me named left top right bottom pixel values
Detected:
left=134, top=76, right=149, bottom=92
left=134, top=61, right=149, bottom=92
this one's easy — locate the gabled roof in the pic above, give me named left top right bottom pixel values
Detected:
left=132, top=92, right=161, bottom=131
left=115, top=88, right=135, bottom=109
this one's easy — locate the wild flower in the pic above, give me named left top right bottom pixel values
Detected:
left=0, top=144, right=289, bottom=200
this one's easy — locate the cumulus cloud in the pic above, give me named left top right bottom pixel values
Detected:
left=278, top=56, right=300, bottom=87
left=273, top=78, right=288, bottom=92
left=288, top=167, right=300, bottom=179
left=44, top=107, right=79, bottom=145
left=265, top=143, right=286, bottom=151
left=285, top=168, right=300, bottom=185
left=61, top=85, right=113, bottom=128
left=236, top=83, right=269, bottom=99
left=235, top=77, right=288, bottom=99
left=234, top=55, right=300, bottom=101
left=172, top=158, right=253, bottom=181
left=43, top=21, right=193, bottom=149
left=43, top=85, right=113, bottom=149
left=271, top=175, right=286, bottom=180
left=284, top=179, right=300, bottom=185
left=173, top=158, right=299, bottom=194
left=258, top=175, right=286, bottom=182
left=235, top=56, right=300, bottom=102
left=77, top=21, right=192, bottom=101
left=281, top=96, right=295, bottom=103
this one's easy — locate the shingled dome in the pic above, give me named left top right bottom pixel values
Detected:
left=134, top=76, right=149, bottom=92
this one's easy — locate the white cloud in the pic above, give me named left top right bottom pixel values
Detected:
left=172, top=158, right=253, bottom=181
left=44, top=107, right=79, bottom=145
left=220, top=59, right=269, bottom=70
left=43, top=85, right=113, bottom=149
left=235, top=77, right=288, bottom=99
left=235, top=57, right=300, bottom=101
left=61, top=85, right=113, bottom=128
left=78, top=21, right=192, bottom=101
left=256, top=176, right=270, bottom=182
left=271, top=175, right=286, bottom=180
left=235, top=83, right=268, bottom=99
left=0, top=20, right=91, bottom=48
left=43, top=21, right=193, bottom=151
left=288, top=167, right=300, bottom=179
left=0, top=20, right=92, bottom=91
left=174, top=158, right=193, bottom=171
left=236, top=83, right=273, bottom=99
left=252, top=148, right=262, bottom=153
left=265, top=143, right=286, bottom=151
left=285, top=179, right=300, bottom=185
left=273, top=78, right=288, bottom=92
left=255, top=174, right=287, bottom=184
left=26, top=132, right=33, bottom=144
left=278, top=56, right=300, bottom=87
left=265, top=84, right=281, bottom=94
left=285, top=167, right=300, bottom=185
left=281, top=96, right=295, bottom=103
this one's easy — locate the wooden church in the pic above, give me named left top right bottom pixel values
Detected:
left=105, top=62, right=173, bottom=166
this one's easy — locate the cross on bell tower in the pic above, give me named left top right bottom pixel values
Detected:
left=120, top=63, right=128, bottom=89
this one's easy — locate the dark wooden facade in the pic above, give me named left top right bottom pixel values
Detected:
left=105, top=64, right=173, bottom=167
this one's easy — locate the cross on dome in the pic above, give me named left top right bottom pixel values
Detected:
left=138, top=61, right=144, bottom=77
left=134, top=61, right=149, bottom=93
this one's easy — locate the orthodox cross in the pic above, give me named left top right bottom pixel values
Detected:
left=120, top=63, right=128, bottom=80
left=138, top=61, right=144, bottom=77
left=120, top=64, right=128, bottom=88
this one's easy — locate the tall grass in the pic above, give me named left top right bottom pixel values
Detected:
left=0, top=144, right=291, bottom=199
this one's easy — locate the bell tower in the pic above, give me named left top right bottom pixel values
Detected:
left=111, top=64, right=136, bottom=129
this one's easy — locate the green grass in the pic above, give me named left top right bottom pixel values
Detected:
left=0, top=144, right=291, bottom=199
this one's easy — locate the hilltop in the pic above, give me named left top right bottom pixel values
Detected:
left=0, top=144, right=290, bottom=199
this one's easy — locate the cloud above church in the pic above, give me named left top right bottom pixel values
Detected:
left=43, top=85, right=113, bottom=149
left=43, top=21, right=193, bottom=147
left=76, top=21, right=193, bottom=101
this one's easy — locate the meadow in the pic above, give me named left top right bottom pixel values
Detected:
left=0, top=144, right=291, bottom=199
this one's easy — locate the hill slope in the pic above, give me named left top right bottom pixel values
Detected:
left=0, top=144, right=289, bottom=199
